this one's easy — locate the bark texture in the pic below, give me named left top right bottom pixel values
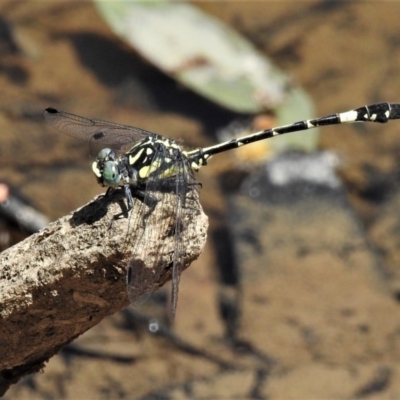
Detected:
left=0, top=191, right=208, bottom=395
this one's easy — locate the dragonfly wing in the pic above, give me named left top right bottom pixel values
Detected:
left=168, top=160, right=200, bottom=322
left=126, top=143, right=199, bottom=321
left=43, top=108, right=158, bottom=156
left=125, top=143, right=175, bottom=306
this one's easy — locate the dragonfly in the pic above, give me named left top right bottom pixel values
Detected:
left=44, top=101, right=400, bottom=321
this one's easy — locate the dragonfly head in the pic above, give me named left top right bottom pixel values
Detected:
left=92, top=148, right=122, bottom=187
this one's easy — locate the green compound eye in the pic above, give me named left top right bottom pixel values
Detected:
left=97, top=148, right=113, bottom=161
left=102, top=161, right=121, bottom=186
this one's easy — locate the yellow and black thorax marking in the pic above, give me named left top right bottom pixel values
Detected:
left=127, top=137, right=189, bottom=181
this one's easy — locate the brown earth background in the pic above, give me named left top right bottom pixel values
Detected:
left=2, top=1, right=400, bottom=399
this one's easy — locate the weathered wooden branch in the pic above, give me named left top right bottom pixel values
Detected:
left=0, top=191, right=208, bottom=395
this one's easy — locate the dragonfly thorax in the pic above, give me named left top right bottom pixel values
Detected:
left=126, top=136, right=188, bottom=181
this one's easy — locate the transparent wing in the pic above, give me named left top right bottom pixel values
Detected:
left=43, top=107, right=158, bottom=156
left=126, top=144, right=199, bottom=321
left=125, top=142, right=177, bottom=306
left=168, top=158, right=200, bottom=322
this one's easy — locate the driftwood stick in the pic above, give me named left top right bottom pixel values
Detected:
left=0, top=191, right=208, bottom=395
